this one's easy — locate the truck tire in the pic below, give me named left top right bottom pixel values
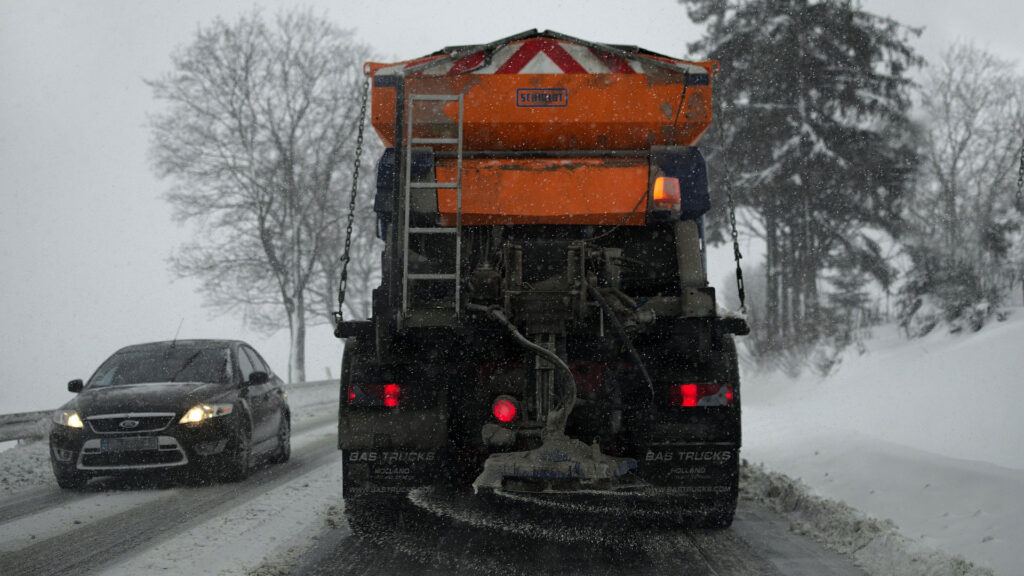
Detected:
left=344, top=494, right=408, bottom=542
left=701, top=501, right=737, bottom=529
left=343, top=496, right=376, bottom=539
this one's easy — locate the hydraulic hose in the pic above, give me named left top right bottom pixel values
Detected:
left=466, top=303, right=577, bottom=435
left=586, top=284, right=656, bottom=403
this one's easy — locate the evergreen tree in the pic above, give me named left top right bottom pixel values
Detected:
left=681, top=0, right=921, bottom=355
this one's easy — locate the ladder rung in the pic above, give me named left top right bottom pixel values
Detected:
left=410, top=95, right=461, bottom=102
left=410, top=137, right=460, bottom=145
left=410, top=181, right=459, bottom=189
left=409, top=227, right=457, bottom=234
left=408, top=273, right=457, bottom=281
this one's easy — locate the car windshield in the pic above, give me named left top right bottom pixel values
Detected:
left=87, top=346, right=232, bottom=387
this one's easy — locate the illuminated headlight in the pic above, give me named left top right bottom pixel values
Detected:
left=53, top=410, right=84, bottom=428
left=179, top=404, right=234, bottom=424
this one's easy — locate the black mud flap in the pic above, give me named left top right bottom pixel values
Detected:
left=342, top=449, right=442, bottom=498
left=637, top=443, right=739, bottom=499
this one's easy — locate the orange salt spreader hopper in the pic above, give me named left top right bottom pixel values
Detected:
left=364, top=30, right=718, bottom=226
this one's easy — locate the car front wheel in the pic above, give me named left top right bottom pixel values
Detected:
left=52, top=464, right=87, bottom=490
left=270, top=414, right=290, bottom=464
left=220, top=419, right=251, bottom=482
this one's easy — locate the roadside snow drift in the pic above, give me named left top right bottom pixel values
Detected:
left=742, top=308, right=1024, bottom=575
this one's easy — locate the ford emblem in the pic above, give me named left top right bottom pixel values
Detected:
left=119, top=419, right=140, bottom=429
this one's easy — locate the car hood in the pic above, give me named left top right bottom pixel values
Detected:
left=70, top=382, right=235, bottom=417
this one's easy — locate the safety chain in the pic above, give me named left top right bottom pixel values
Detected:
left=725, top=182, right=747, bottom=315
left=335, top=76, right=370, bottom=329
left=1016, top=137, right=1024, bottom=212
left=716, top=107, right=747, bottom=315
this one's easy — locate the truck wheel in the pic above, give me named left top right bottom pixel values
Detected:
left=446, top=448, right=485, bottom=492
left=701, top=505, right=736, bottom=529
left=344, top=494, right=402, bottom=542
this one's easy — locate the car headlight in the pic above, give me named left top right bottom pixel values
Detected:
left=53, top=410, right=84, bottom=428
left=179, top=403, right=234, bottom=424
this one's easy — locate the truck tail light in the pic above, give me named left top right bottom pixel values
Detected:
left=348, top=383, right=402, bottom=407
left=652, top=177, right=681, bottom=209
left=669, top=383, right=733, bottom=407
left=492, top=396, right=518, bottom=423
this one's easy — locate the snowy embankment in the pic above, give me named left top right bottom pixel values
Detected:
left=742, top=307, right=1024, bottom=576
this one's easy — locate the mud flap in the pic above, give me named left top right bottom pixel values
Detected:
left=637, top=444, right=739, bottom=501
left=342, top=449, right=442, bottom=497
left=472, top=434, right=639, bottom=494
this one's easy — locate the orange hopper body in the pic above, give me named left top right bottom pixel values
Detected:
left=365, top=31, right=717, bottom=226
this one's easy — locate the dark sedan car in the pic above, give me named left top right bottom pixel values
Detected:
left=49, top=339, right=290, bottom=489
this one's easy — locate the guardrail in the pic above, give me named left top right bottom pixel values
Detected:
left=0, top=410, right=52, bottom=443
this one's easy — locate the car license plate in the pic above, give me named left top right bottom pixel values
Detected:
left=101, top=437, right=158, bottom=452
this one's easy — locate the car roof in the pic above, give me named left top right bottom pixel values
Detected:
left=115, top=339, right=246, bottom=353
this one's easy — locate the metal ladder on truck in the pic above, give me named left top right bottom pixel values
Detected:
left=401, top=94, right=464, bottom=327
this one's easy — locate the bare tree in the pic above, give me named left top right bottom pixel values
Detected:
left=310, top=157, right=382, bottom=323
left=149, top=8, right=372, bottom=382
left=899, top=42, right=1024, bottom=333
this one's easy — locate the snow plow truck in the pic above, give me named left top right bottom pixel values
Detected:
left=334, top=30, right=748, bottom=528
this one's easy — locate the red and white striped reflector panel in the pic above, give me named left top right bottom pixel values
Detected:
left=374, top=36, right=708, bottom=77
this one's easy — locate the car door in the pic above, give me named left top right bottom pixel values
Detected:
left=236, top=346, right=268, bottom=445
left=241, top=346, right=279, bottom=447
left=247, top=348, right=287, bottom=423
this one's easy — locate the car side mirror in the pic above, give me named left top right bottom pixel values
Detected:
left=248, top=371, right=269, bottom=386
left=68, top=379, right=84, bottom=393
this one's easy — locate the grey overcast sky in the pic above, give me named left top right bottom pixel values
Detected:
left=2, top=0, right=1022, bottom=412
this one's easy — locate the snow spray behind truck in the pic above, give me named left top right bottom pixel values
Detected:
left=334, top=30, right=748, bottom=528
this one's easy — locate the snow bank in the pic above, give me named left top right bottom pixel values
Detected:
left=742, top=461, right=994, bottom=576
left=0, top=440, right=54, bottom=497
left=742, top=307, right=1024, bottom=575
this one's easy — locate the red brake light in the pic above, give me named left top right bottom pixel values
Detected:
left=492, top=396, right=517, bottom=423
left=348, top=383, right=401, bottom=407
left=383, top=384, right=400, bottom=407
left=669, top=383, right=733, bottom=407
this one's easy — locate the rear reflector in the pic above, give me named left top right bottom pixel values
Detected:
left=348, top=383, right=402, bottom=407
left=492, top=396, right=518, bottom=423
left=669, top=383, right=733, bottom=407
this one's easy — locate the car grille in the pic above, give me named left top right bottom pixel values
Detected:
left=87, top=413, right=175, bottom=434
left=80, top=450, right=186, bottom=468
left=78, top=436, right=188, bottom=470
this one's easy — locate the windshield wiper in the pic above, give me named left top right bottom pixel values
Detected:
left=169, top=351, right=203, bottom=382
